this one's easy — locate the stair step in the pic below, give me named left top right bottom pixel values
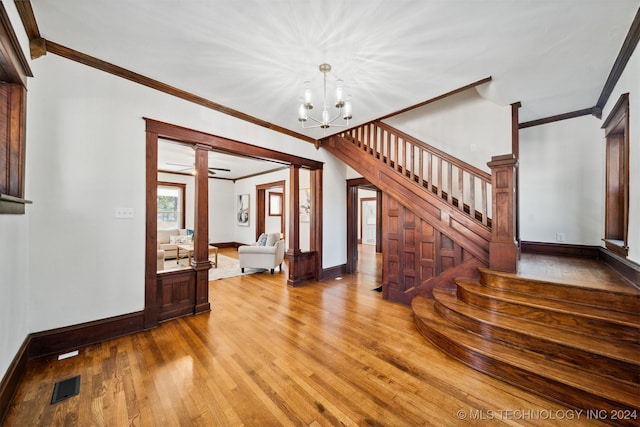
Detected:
left=479, top=268, right=640, bottom=314
left=412, top=296, right=640, bottom=419
left=456, top=278, right=640, bottom=344
left=432, top=288, right=639, bottom=384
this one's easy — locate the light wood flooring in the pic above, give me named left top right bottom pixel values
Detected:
left=4, top=247, right=623, bottom=426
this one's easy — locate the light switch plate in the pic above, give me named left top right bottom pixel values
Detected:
left=115, top=207, right=134, bottom=218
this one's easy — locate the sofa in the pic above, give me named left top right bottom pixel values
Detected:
left=238, top=232, right=286, bottom=274
left=157, top=229, right=192, bottom=259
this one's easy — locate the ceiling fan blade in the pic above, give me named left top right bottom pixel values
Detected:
left=208, top=167, right=231, bottom=172
left=165, top=162, right=195, bottom=172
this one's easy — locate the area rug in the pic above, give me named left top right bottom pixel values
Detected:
left=209, top=254, right=253, bottom=281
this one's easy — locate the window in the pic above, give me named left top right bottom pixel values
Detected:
left=157, top=182, right=185, bottom=229
left=602, top=93, right=629, bottom=257
left=0, top=4, right=33, bottom=214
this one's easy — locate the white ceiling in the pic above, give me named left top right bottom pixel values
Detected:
left=158, top=139, right=286, bottom=181
left=31, top=0, right=639, bottom=143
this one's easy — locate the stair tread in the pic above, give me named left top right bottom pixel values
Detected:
left=456, top=278, right=640, bottom=329
left=479, top=267, right=640, bottom=297
left=412, top=296, right=640, bottom=408
left=433, top=287, right=640, bottom=365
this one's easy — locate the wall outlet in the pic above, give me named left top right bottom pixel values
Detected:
left=556, top=233, right=566, bottom=242
left=115, top=207, right=134, bottom=219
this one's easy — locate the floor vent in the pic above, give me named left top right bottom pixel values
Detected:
left=51, top=376, right=80, bottom=404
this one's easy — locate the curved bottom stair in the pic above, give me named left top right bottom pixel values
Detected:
left=412, top=267, right=640, bottom=426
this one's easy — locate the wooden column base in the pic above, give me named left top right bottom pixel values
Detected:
left=286, top=250, right=317, bottom=287
left=489, top=240, right=519, bottom=273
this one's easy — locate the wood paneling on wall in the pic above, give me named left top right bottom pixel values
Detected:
left=382, top=193, right=478, bottom=304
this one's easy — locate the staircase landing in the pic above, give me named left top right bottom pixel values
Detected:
left=517, top=253, right=637, bottom=294
left=413, top=254, right=640, bottom=426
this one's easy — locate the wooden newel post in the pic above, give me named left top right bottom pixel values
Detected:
left=487, top=154, right=519, bottom=273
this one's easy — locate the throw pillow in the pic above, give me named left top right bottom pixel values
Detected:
left=257, top=233, right=268, bottom=246
left=265, top=232, right=279, bottom=246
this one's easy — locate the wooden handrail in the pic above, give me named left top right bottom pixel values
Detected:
left=339, top=121, right=492, bottom=227
left=375, top=122, right=491, bottom=182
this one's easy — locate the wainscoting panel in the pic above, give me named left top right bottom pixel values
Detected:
left=383, top=192, right=479, bottom=303
left=158, top=269, right=196, bottom=321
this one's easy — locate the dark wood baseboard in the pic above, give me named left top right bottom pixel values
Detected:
left=211, top=241, right=240, bottom=249
left=599, top=248, right=640, bottom=288
left=28, top=311, right=145, bottom=359
left=0, top=336, right=30, bottom=425
left=520, top=241, right=600, bottom=258
left=320, top=263, right=347, bottom=280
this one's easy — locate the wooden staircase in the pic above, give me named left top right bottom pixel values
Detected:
left=413, top=267, right=640, bottom=425
left=324, top=121, right=518, bottom=303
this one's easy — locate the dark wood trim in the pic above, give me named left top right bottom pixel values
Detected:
left=373, top=76, right=492, bottom=122
left=596, top=7, right=640, bottom=111
left=320, top=263, right=347, bottom=280
left=13, top=1, right=41, bottom=41
left=0, top=3, right=32, bottom=84
left=233, top=166, right=289, bottom=182
left=602, top=93, right=629, bottom=131
left=312, top=168, right=323, bottom=279
left=520, top=241, right=601, bottom=258
left=146, top=118, right=323, bottom=170
left=518, top=107, right=598, bottom=129
left=257, top=180, right=286, bottom=240
left=599, top=248, right=640, bottom=288
left=511, top=103, right=520, bottom=246
left=192, top=145, right=211, bottom=314
left=145, top=130, right=160, bottom=329
left=209, top=241, right=240, bottom=248
left=0, top=336, right=30, bottom=425
left=28, top=311, right=145, bottom=358
left=41, top=40, right=316, bottom=144
left=346, top=184, right=359, bottom=274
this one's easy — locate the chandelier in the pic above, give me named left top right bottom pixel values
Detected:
left=297, top=63, right=353, bottom=130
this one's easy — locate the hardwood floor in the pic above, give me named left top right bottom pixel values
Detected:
left=5, top=247, right=615, bottom=426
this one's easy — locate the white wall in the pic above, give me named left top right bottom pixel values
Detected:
left=233, top=169, right=289, bottom=245
left=383, top=87, right=512, bottom=173
left=519, top=115, right=605, bottom=246
left=209, top=179, right=236, bottom=244
left=601, top=43, right=640, bottom=265
left=24, top=52, right=345, bottom=335
left=0, top=216, right=29, bottom=380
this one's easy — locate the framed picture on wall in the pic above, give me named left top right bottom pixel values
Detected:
left=300, top=188, right=310, bottom=222
left=269, top=192, right=283, bottom=216
left=237, top=194, right=250, bottom=226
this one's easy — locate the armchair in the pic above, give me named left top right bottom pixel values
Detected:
left=238, top=232, right=285, bottom=274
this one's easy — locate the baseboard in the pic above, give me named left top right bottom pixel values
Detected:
left=520, top=241, right=600, bottom=258
left=320, top=263, right=347, bottom=280
left=599, top=248, right=640, bottom=288
left=28, top=311, right=145, bottom=359
left=0, top=336, right=30, bottom=425
left=211, top=241, right=239, bottom=249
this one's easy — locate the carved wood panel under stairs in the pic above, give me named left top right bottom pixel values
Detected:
left=325, top=124, right=493, bottom=303
left=383, top=193, right=483, bottom=305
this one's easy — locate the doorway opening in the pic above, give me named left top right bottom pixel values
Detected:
left=346, top=178, right=382, bottom=284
